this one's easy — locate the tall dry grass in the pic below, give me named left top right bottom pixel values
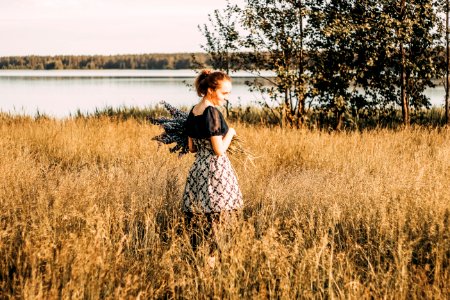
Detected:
left=0, top=113, right=449, bottom=299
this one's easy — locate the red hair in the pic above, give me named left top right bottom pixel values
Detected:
left=194, top=69, right=231, bottom=97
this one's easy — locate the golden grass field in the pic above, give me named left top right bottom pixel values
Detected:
left=0, top=114, right=449, bottom=299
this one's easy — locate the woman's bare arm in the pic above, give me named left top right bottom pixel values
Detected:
left=210, top=128, right=236, bottom=156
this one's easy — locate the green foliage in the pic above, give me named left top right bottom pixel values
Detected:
left=308, top=0, right=361, bottom=130
left=357, top=1, right=439, bottom=108
left=200, top=0, right=445, bottom=128
left=196, top=1, right=241, bottom=72
left=242, top=0, right=308, bottom=127
left=199, top=0, right=309, bottom=128
left=307, top=0, right=440, bottom=128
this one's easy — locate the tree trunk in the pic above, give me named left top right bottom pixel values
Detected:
left=336, top=111, right=344, bottom=131
left=225, top=52, right=230, bottom=118
left=400, top=44, right=409, bottom=126
left=446, top=0, right=450, bottom=124
left=297, top=0, right=305, bottom=127
left=296, top=93, right=305, bottom=128
left=284, top=89, right=290, bottom=127
left=400, top=0, right=409, bottom=126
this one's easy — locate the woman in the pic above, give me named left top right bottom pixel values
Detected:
left=183, top=70, right=243, bottom=265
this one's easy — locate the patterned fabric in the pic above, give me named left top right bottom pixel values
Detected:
left=183, top=138, right=243, bottom=213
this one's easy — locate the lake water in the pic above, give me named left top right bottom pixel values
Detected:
left=0, top=69, right=446, bottom=118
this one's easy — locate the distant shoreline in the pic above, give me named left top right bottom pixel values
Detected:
left=0, top=53, right=210, bottom=71
left=0, top=69, right=276, bottom=79
left=0, top=70, right=445, bottom=86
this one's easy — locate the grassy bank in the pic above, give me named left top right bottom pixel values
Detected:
left=0, top=114, right=449, bottom=298
left=72, top=105, right=449, bottom=130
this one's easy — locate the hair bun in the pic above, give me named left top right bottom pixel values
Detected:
left=194, top=69, right=230, bottom=97
left=200, top=69, right=212, bottom=78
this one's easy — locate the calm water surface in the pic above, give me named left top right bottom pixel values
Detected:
left=0, top=70, right=271, bottom=118
left=0, top=70, right=446, bottom=118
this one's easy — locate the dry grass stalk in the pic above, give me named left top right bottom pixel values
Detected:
left=0, top=115, right=449, bottom=299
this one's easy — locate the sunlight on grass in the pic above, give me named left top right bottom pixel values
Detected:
left=0, top=114, right=449, bottom=298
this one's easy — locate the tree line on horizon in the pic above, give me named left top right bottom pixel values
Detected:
left=0, top=53, right=211, bottom=70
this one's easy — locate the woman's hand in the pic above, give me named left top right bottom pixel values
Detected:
left=211, top=128, right=236, bottom=156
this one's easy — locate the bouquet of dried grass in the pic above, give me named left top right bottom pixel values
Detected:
left=149, top=101, right=189, bottom=155
left=150, top=101, right=256, bottom=166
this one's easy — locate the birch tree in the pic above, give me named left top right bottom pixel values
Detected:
left=361, top=0, right=439, bottom=126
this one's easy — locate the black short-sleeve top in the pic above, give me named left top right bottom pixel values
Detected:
left=185, top=106, right=229, bottom=139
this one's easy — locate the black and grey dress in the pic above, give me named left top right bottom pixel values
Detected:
left=182, top=106, right=243, bottom=214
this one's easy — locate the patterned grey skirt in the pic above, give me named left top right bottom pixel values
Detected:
left=183, top=138, right=243, bottom=213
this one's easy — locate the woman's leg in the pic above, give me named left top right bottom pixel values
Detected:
left=186, top=211, right=240, bottom=258
left=206, top=212, right=221, bottom=255
left=185, top=212, right=219, bottom=254
left=184, top=211, right=201, bottom=252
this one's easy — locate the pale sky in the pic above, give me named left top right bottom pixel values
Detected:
left=0, top=0, right=243, bottom=56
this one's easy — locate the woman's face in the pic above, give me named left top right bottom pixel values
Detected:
left=207, top=80, right=232, bottom=106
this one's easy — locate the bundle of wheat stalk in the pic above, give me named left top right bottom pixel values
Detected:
left=150, top=101, right=255, bottom=165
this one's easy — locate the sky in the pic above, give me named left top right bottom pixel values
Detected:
left=0, top=0, right=244, bottom=56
